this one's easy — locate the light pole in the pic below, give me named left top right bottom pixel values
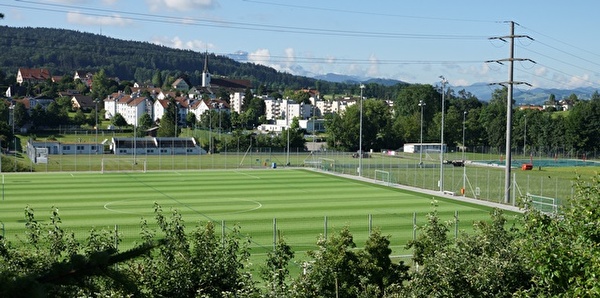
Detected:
left=523, top=114, right=527, bottom=156
left=95, top=98, right=99, bottom=154
left=462, top=110, right=467, bottom=196
left=418, top=100, right=426, bottom=166
left=133, top=105, right=137, bottom=163
left=286, top=103, right=290, bottom=166
left=439, top=76, right=447, bottom=193
left=462, top=111, right=467, bottom=161
left=359, top=84, right=365, bottom=177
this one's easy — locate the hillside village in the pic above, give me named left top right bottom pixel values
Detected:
left=6, top=56, right=370, bottom=136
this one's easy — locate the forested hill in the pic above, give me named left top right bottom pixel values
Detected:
left=0, top=26, right=320, bottom=89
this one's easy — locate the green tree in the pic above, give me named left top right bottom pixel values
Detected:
left=479, top=87, right=509, bottom=148
left=129, top=203, right=257, bottom=297
left=90, top=69, right=110, bottom=100
left=13, top=101, right=29, bottom=127
left=516, top=175, right=600, bottom=297
left=157, top=99, right=178, bottom=137
left=110, top=113, right=127, bottom=129
left=185, top=112, right=197, bottom=128
left=260, top=233, right=295, bottom=297
left=292, top=227, right=361, bottom=297
left=151, top=69, right=163, bottom=87
left=0, top=206, right=142, bottom=297
left=73, top=109, right=87, bottom=126
left=403, top=209, right=529, bottom=297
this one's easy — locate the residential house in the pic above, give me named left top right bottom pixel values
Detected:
left=172, top=78, right=190, bottom=91
left=71, top=95, right=95, bottom=111
left=74, top=71, right=93, bottom=87
left=229, top=92, right=245, bottom=113
left=153, top=99, right=170, bottom=123
left=16, top=68, right=51, bottom=85
left=104, top=91, right=129, bottom=120
left=189, top=98, right=229, bottom=123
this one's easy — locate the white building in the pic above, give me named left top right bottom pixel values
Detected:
left=229, top=92, right=245, bottom=114
left=403, top=143, right=447, bottom=153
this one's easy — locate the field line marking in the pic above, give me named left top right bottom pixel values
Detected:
left=234, top=171, right=261, bottom=179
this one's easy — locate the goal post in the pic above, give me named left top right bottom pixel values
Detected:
left=374, top=170, right=391, bottom=186
left=101, top=158, right=147, bottom=173
left=317, top=157, right=336, bottom=173
left=526, top=193, right=559, bottom=214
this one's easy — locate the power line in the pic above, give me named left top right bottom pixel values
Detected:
left=242, top=0, right=497, bottom=23
left=3, top=2, right=487, bottom=40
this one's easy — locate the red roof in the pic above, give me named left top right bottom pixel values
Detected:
left=18, top=68, right=51, bottom=81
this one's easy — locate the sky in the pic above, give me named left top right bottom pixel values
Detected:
left=2, top=0, right=600, bottom=90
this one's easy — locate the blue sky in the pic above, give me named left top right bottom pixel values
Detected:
left=2, top=0, right=599, bottom=90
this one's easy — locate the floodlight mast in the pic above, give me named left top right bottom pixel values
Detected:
left=418, top=100, right=426, bottom=166
left=358, top=84, right=365, bottom=177
left=439, top=76, right=447, bottom=193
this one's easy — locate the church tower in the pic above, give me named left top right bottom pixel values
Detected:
left=201, top=51, right=211, bottom=88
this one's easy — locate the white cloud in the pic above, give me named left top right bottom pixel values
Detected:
left=534, top=66, right=547, bottom=77
left=284, top=48, right=295, bottom=68
left=151, top=36, right=213, bottom=51
left=66, top=11, right=132, bottom=26
left=367, top=54, right=379, bottom=77
left=453, top=79, right=470, bottom=87
left=146, top=0, right=219, bottom=12
left=248, top=49, right=272, bottom=67
left=567, top=74, right=591, bottom=88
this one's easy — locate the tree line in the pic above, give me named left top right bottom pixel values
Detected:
left=326, top=84, right=600, bottom=154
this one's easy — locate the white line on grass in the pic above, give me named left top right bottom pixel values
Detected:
left=234, top=170, right=261, bottom=179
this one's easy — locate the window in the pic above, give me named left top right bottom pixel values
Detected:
left=147, top=149, right=154, bottom=153
left=160, top=149, right=168, bottom=153
left=62, top=146, right=70, bottom=150
left=187, top=149, right=193, bottom=153
left=76, top=145, right=84, bottom=150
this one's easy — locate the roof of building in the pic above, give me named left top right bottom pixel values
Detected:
left=18, top=68, right=51, bottom=81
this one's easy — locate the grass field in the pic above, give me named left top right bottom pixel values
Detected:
left=0, top=168, right=512, bottom=268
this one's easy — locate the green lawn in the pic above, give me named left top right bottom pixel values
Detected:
left=0, top=169, right=509, bottom=265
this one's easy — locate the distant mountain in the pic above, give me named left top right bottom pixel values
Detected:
left=313, top=73, right=405, bottom=86
left=456, top=83, right=598, bottom=105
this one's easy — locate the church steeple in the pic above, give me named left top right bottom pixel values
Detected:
left=202, top=51, right=211, bottom=87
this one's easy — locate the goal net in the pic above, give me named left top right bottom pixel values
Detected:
left=318, top=158, right=336, bottom=172
left=526, top=193, right=559, bottom=214
left=375, top=170, right=391, bottom=186
left=101, top=158, right=147, bottom=173
left=424, top=149, right=441, bottom=161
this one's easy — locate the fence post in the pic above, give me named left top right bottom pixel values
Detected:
left=114, top=224, right=119, bottom=252
left=221, top=220, right=225, bottom=247
left=273, top=217, right=277, bottom=251
left=324, top=216, right=328, bottom=240
left=412, top=212, right=417, bottom=241
left=454, top=211, right=459, bottom=238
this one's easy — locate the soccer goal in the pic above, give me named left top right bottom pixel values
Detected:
left=424, top=149, right=441, bottom=161
left=101, top=158, right=147, bottom=173
left=374, top=170, right=391, bottom=186
left=318, top=157, right=336, bottom=173
left=526, top=193, right=559, bottom=214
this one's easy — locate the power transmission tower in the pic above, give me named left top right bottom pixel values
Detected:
left=486, top=21, right=534, bottom=205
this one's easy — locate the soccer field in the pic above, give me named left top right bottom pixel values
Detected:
left=0, top=169, right=511, bottom=261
